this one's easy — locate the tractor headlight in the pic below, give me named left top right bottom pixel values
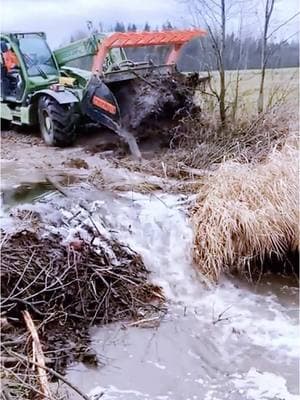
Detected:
left=50, top=84, right=65, bottom=92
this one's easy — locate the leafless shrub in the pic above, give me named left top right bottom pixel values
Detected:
left=171, top=104, right=292, bottom=169
left=114, top=104, right=292, bottom=184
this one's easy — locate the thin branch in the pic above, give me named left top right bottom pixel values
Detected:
left=2, top=347, right=90, bottom=400
left=267, top=12, right=300, bottom=40
left=23, top=310, right=52, bottom=399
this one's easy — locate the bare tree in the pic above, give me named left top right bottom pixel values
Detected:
left=258, top=1, right=299, bottom=113
left=258, top=0, right=276, bottom=114
left=187, top=0, right=228, bottom=127
left=219, top=0, right=226, bottom=126
left=230, top=10, right=245, bottom=122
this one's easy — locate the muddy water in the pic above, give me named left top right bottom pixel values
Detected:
left=0, top=151, right=298, bottom=400
left=63, top=192, right=299, bottom=400
left=115, top=127, right=142, bottom=161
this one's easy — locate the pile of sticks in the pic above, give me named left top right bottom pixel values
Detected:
left=1, top=230, right=163, bottom=399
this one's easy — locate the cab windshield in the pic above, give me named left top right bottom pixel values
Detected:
left=18, top=35, right=58, bottom=77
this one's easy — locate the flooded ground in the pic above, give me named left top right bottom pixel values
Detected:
left=1, top=130, right=299, bottom=400
left=61, top=192, right=298, bottom=400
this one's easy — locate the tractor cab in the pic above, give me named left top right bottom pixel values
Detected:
left=0, top=32, right=59, bottom=102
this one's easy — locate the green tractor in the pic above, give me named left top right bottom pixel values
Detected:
left=0, top=32, right=80, bottom=146
left=0, top=29, right=207, bottom=152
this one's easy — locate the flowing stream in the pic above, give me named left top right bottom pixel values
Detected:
left=63, top=192, right=299, bottom=400
left=0, top=159, right=298, bottom=400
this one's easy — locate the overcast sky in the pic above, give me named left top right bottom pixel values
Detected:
left=1, top=0, right=299, bottom=47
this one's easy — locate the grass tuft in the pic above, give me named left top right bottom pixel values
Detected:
left=192, top=134, right=299, bottom=282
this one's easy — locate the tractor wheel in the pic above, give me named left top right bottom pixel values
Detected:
left=1, top=119, right=11, bottom=131
left=38, top=96, right=78, bottom=147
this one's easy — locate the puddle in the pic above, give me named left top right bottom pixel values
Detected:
left=1, top=181, right=54, bottom=210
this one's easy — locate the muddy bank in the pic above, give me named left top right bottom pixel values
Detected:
left=1, top=102, right=293, bottom=190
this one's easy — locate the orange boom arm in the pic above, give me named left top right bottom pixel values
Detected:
left=92, top=29, right=207, bottom=73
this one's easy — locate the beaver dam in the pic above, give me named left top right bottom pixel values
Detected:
left=0, top=198, right=165, bottom=399
left=0, top=106, right=299, bottom=399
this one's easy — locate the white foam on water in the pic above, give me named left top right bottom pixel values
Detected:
left=233, top=368, right=299, bottom=399
left=2, top=188, right=298, bottom=399
left=77, top=191, right=298, bottom=399
left=92, top=192, right=299, bottom=358
left=102, top=192, right=202, bottom=302
left=88, top=385, right=150, bottom=400
left=192, top=281, right=300, bottom=359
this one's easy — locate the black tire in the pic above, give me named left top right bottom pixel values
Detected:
left=1, top=119, right=11, bottom=131
left=38, top=95, right=78, bottom=147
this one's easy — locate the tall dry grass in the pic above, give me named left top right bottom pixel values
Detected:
left=115, top=106, right=293, bottom=184
left=192, top=134, right=299, bottom=282
left=171, top=105, right=292, bottom=170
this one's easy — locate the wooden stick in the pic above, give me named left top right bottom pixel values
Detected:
left=22, top=310, right=52, bottom=399
left=0, top=355, right=53, bottom=367
left=179, top=165, right=213, bottom=177
left=45, top=176, right=68, bottom=197
left=2, top=347, right=90, bottom=400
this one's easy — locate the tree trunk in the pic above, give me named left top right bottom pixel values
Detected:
left=258, top=63, right=266, bottom=113
left=258, top=0, right=275, bottom=113
left=219, top=68, right=226, bottom=127
left=219, top=0, right=226, bottom=127
left=258, top=20, right=267, bottom=113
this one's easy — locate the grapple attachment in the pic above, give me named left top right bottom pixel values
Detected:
left=81, top=75, right=121, bottom=132
left=92, top=29, right=207, bottom=73
left=58, top=29, right=208, bottom=157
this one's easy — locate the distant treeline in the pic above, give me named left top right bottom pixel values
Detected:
left=180, top=34, right=299, bottom=71
left=69, top=21, right=299, bottom=71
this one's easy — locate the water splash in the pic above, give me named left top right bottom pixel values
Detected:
left=115, top=127, right=142, bottom=161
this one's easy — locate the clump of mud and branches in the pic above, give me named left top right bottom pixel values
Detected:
left=1, top=216, right=164, bottom=399
left=115, top=72, right=205, bottom=139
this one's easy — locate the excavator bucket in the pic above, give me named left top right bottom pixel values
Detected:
left=56, top=29, right=208, bottom=157
left=95, top=30, right=208, bottom=144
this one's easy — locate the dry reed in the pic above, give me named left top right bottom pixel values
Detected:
left=192, top=134, right=299, bottom=282
left=113, top=106, right=292, bottom=184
